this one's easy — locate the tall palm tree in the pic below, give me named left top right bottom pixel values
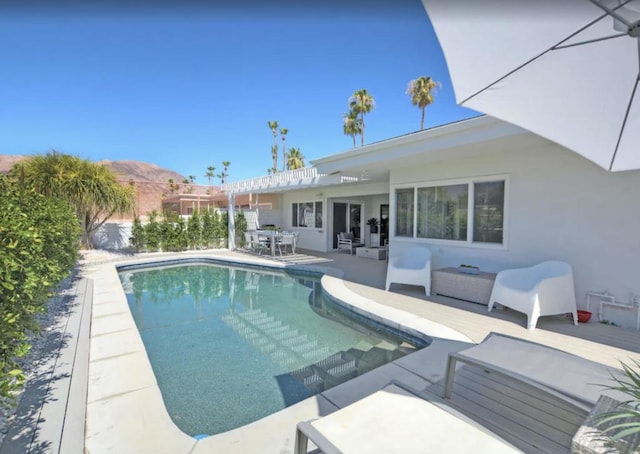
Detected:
left=280, top=127, right=288, bottom=172
left=15, top=151, right=135, bottom=248
left=268, top=120, right=279, bottom=172
left=286, top=147, right=305, bottom=170
left=218, top=161, right=231, bottom=184
left=343, top=110, right=363, bottom=149
left=348, top=89, right=375, bottom=147
left=205, top=166, right=215, bottom=187
left=406, top=76, right=439, bottom=130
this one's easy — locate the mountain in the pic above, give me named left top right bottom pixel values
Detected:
left=0, top=154, right=198, bottom=218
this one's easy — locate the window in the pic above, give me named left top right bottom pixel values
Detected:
left=395, top=188, right=414, bottom=237
left=473, top=181, right=504, bottom=244
left=417, top=184, right=467, bottom=241
left=395, top=177, right=506, bottom=245
left=292, top=201, right=323, bottom=228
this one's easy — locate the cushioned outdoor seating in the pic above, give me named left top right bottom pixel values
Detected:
left=488, top=260, right=578, bottom=329
left=443, top=333, right=628, bottom=412
left=385, top=246, right=432, bottom=296
left=295, top=382, right=521, bottom=454
left=336, top=232, right=364, bottom=254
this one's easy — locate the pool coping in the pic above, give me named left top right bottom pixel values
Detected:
left=82, top=251, right=473, bottom=453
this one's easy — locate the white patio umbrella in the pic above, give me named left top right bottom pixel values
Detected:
left=422, top=0, right=640, bottom=171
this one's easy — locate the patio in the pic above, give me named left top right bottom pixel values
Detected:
left=3, top=248, right=639, bottom=453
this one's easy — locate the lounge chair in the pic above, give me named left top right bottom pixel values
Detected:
left=295, top=382, right=522, bottom=453
left=336, top=232, right=364, bottom=255
left=385, top=246, right=432, bottom=296
left=488, top=260, right=578, bottom=329
left=443, top=332, right=628, bottom=411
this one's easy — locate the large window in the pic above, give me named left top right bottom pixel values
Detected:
left=417, top=184, right=468, bottom=241
left=292, top=201, right=323, bottom=228
left=395, top=177, right=506, bottom=245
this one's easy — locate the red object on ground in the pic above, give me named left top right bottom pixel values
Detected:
left=577, top=310, right=592, bottom=323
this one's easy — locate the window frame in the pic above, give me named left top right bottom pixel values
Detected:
left=291, top=200, right=323, bottom=229
left=391, top=174, right=509, bottom=249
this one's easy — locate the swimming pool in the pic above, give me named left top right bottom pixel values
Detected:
left=118, top=261, right=426, bottom=437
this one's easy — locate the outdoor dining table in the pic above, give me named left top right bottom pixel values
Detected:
left=256, top=229, right=281, bottom=256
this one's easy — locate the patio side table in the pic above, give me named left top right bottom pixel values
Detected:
left=432, top=267, right=496, bottom=305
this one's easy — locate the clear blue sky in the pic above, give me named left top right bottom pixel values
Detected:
left=0, top=0, right=478, bottom=183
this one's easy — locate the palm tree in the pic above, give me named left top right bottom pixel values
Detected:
left=14, top=151, right=135, bottom=248
left=205, top=166, right=215, bottom=187
left=268, top=120, right=279, bottom=172
left=348, top=89, right=375, bottom=146
left=343, top=110, right=363, bottom=149
left=286, top=147, right=305, bottom=170
left=218, top=161, right=231, bottom=184
left=280, top=127, right=288, bottom=172
left=407, top=76, right=439, bottom=130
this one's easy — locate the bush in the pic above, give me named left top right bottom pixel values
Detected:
left=0, top=176, right=80, bottom=405
left=128, top=208, right=248, bottom=252
left=130, top=216, right=145, bottom=252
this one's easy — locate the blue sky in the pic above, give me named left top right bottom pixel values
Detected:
left=0, top=0, right=478, bottom=183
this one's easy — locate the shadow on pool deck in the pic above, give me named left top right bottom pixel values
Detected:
left=4, top=248, right=638, bottom=454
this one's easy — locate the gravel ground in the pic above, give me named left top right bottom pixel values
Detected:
left=0, top=249, right=134, bottom=447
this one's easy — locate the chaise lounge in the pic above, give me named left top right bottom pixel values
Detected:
left=294, top=382, right=522, bottom=453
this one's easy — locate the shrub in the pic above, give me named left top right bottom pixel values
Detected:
left=596, top=359, right=640, bottom=447
left=130, top=216, right=146, bottom=252
left=0, top=176, right=80, bottom=405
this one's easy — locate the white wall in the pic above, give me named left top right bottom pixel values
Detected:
left=389, top=143, right=640, bottom=326
left=279, top=181, right=388, bottom=252
left=92, top=222, right=133, bottom=250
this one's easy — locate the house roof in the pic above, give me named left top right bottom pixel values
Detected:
left=310, top=115, right=548, bottom=181
left=222, top=116, right=553, bottom=195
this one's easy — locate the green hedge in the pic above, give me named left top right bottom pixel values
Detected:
left=0, top=176, right=80, bottom=404
left=130, top=209, right=246, bottom=252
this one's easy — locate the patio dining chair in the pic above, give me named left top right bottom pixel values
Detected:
left=250, top=231, right=269, bottom=255
left=276, top=231, right=296, bottom=256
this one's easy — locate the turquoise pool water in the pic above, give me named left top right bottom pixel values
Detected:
left=118, top=261, right=425, bottom=437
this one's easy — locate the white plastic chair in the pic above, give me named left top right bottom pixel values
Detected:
left=488, top=260, right=578, bottom=330
left=385, top=246, right=432, bottom=296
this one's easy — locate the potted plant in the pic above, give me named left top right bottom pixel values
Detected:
left=458, top=264, right=480, bottom=275
left=367, top=217, right=379, bottom=233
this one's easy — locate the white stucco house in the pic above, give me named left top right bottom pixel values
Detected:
left=223, top=115, right=640, bottom=328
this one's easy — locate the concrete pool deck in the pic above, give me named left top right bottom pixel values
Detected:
left=7, top=248, right=637, bottom=453
left=82, top=250, right=478, bottom=453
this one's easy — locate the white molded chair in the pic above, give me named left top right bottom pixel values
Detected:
left=385, top=246, right=432, bottom=296
left=488, top=260, right=578, bottom=330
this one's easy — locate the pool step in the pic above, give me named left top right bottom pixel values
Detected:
left=220, top=309, right=334, bottom=369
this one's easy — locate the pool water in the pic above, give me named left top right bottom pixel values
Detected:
left=118, top=262, right=423, bottom=437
